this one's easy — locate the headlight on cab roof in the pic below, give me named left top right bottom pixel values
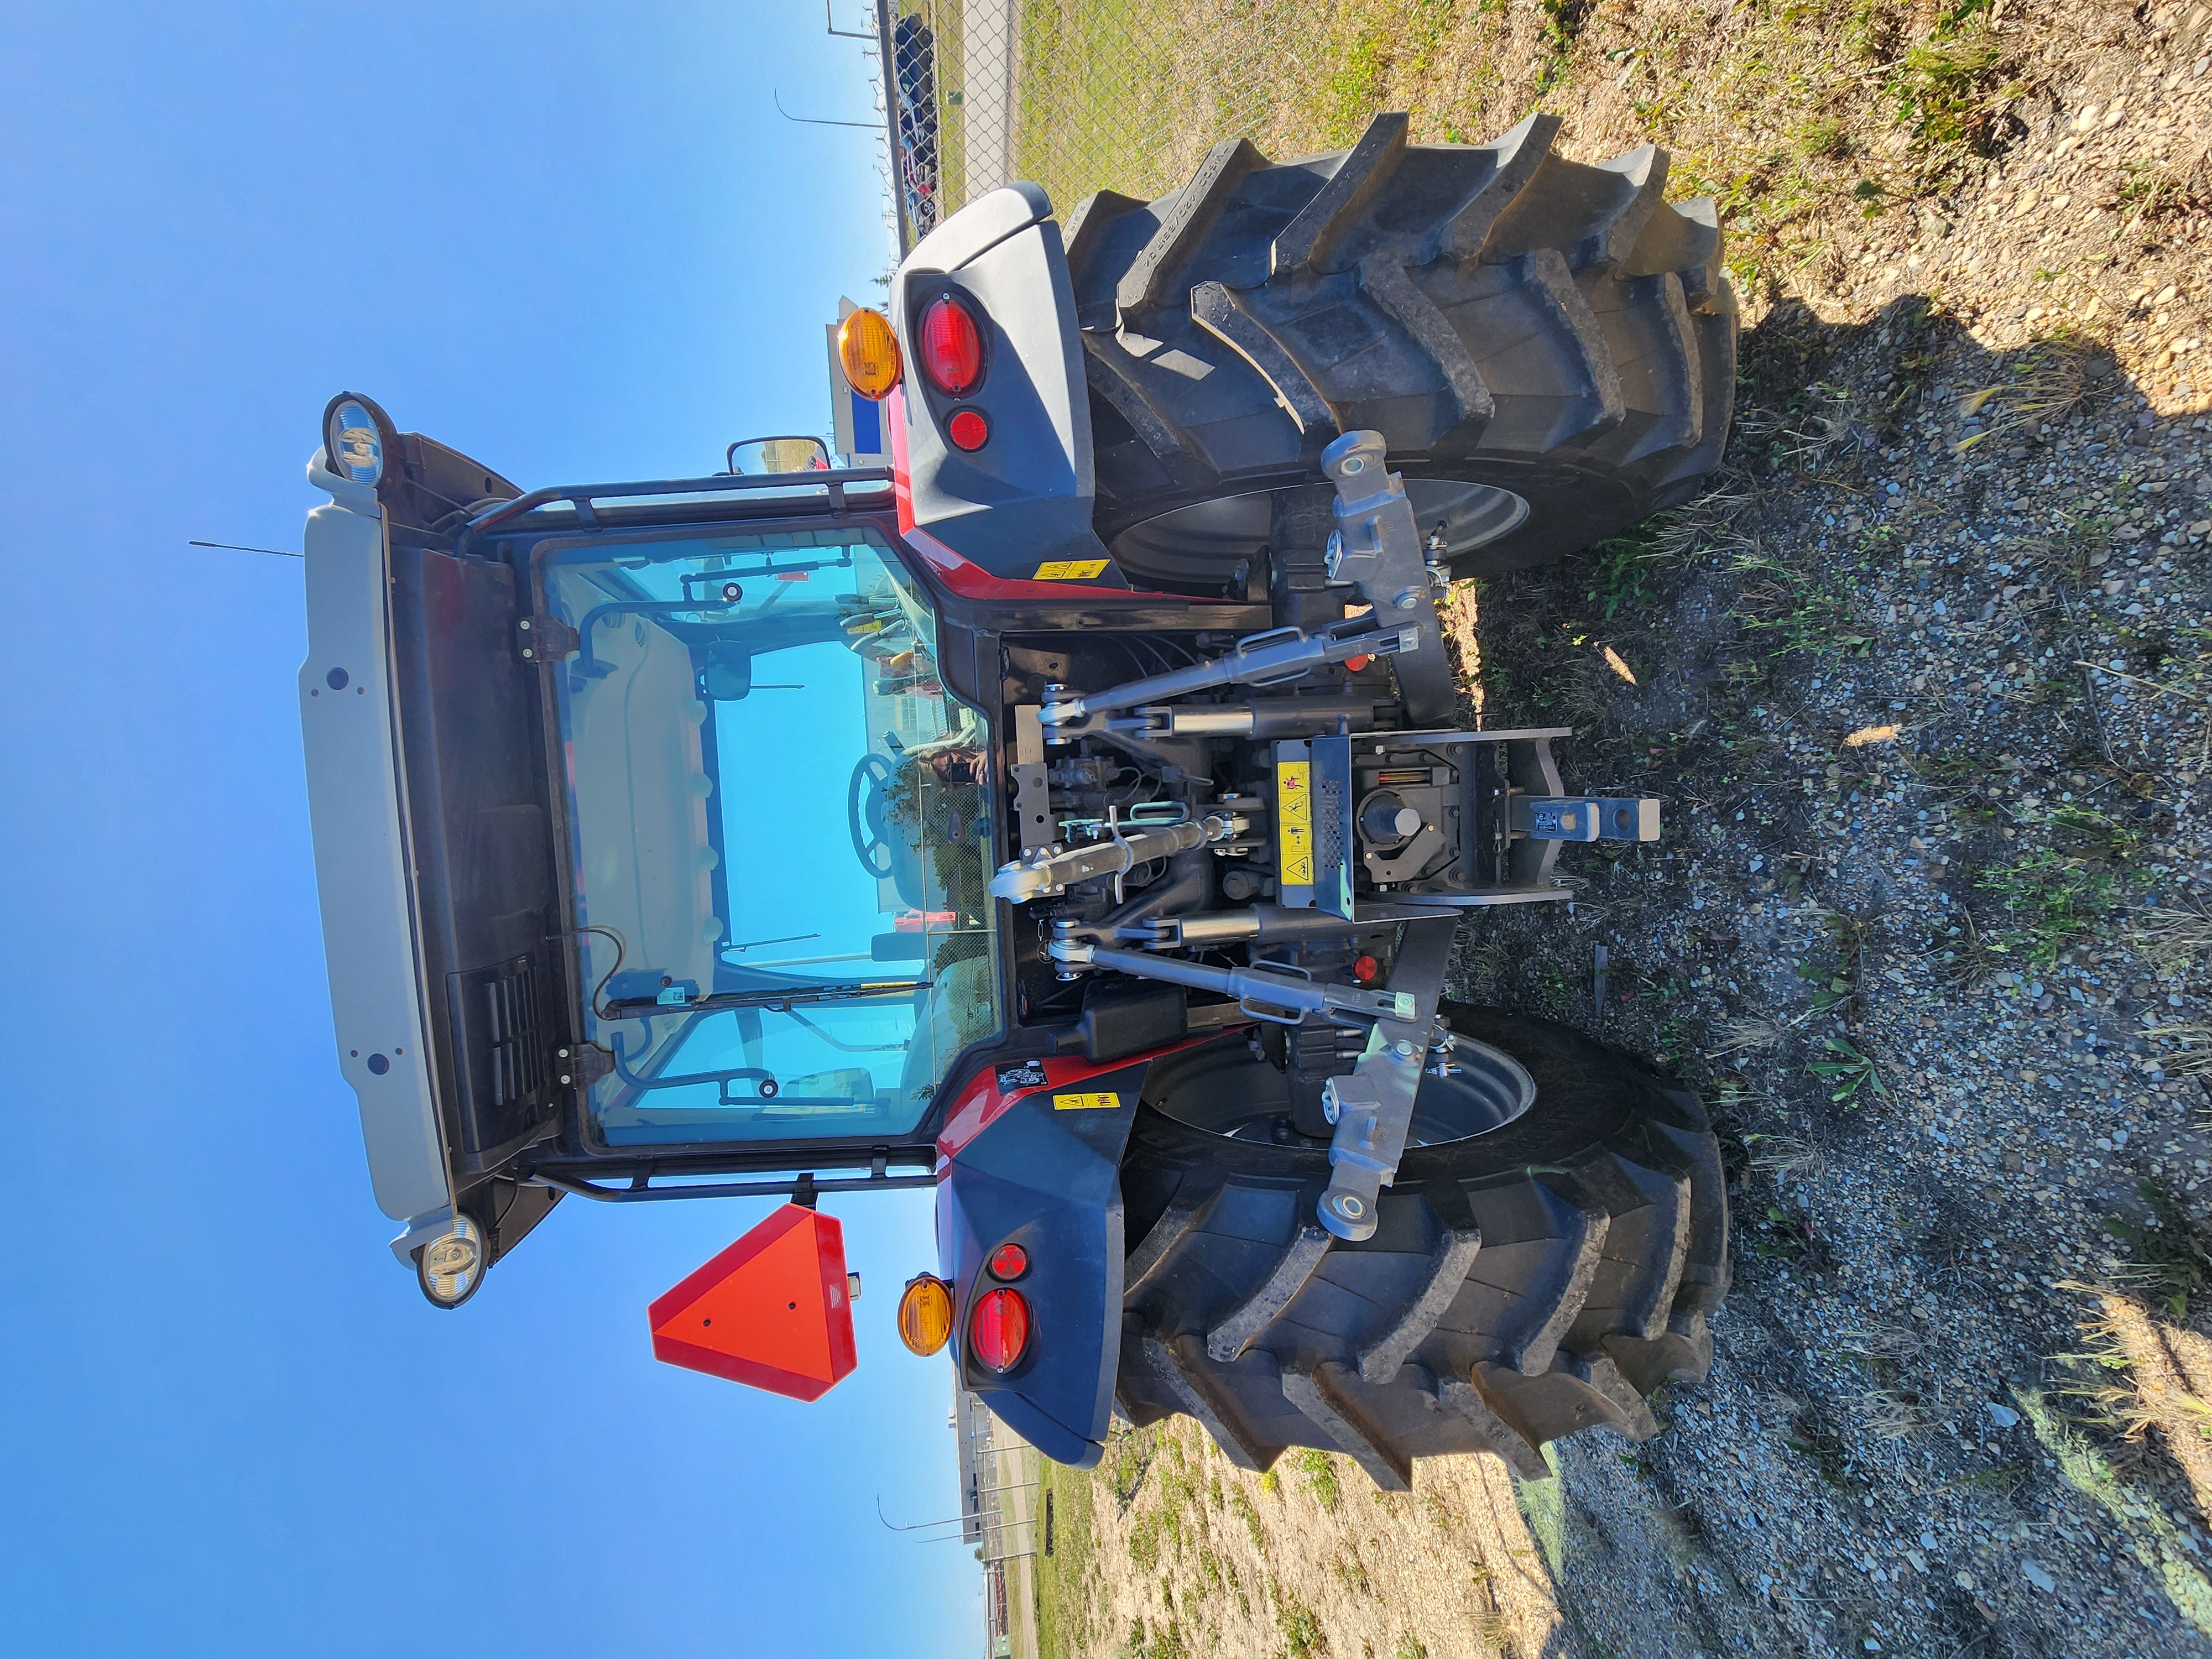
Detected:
left=322, top=392, right=389, bottom=487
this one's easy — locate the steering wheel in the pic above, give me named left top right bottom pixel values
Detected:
left=848, top=753, right=898, bottom=879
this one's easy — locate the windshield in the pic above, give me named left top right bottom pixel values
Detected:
left=542, top=522, right=1000, bottom=1146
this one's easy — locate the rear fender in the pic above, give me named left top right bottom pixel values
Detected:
left=936, top=1055, right=1156, bottom=1467
left=890, top=184, right=1124, bottom=587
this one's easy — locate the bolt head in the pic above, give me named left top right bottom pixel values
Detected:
left=521, top=648, right=534, bottom=659
left=559, top=1074, right=572, bottom=1086
left=1392, top=1038, right=1418, bottom=1059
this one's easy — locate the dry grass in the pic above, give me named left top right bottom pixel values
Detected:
left=1709, top=1015, right=1785, bottom=1057
left=1953, top=334, right=2121, bottom=457
left=1745, top=1133, right=1822, bottom=1181
left=2131, top=907, right=2212, bottom=971
left=2059, top=1288, right=2212, bottom=1519
left=2152, top=1025, right=2212, bottom=1078
left=1839, top=1321, right=1929, bottom=1363
left=1853, top=1387, right=1923, bottom=1439
left=1036, top=1417, right=1566, bottom=1658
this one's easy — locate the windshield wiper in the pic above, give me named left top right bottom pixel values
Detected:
left=602, top=979, right=928, bottom=1021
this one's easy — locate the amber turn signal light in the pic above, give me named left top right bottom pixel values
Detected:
left=896, top=1273, right=954, bottom=1356
left=838, top=307, right=902, bottom=401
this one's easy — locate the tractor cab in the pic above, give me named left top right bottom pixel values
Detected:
left=299, top=394, right=997, bottom=1309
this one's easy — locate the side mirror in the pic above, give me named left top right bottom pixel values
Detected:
left=726, top=435, right=832, bottom=476
left=701, top=642, right=753, bottom=701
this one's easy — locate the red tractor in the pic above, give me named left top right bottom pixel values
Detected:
left=299, top=114, right=1734, bottom=1485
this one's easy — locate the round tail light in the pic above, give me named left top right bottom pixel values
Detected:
left=946, top=409, right=990, bottom=451
left=918, top=296, right=984, bottom=397
left=969, top=1286, right=1030, bottom=1373
left=988, top=1241, right=1029, bottom=1281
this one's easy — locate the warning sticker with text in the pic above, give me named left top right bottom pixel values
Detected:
left=1052, top=1091, right=1123, bottom=1111
left=1277, top=759, right=1313, bottom=886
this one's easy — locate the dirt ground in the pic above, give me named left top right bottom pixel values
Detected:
left=1027, top=0, right=2212, bottom=1654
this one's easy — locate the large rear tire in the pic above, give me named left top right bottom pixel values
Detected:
left=1067, top=113, right=1738, bottom=592
left=1113, top=1003, right=1729, bottom=1486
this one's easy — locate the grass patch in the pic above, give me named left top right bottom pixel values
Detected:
left=1272, top=1580, right=1328, bottom=1657
left=1323, top=32, right=1390, bottom=146
left=1293, top=1446, right=1342, bottom=1510
left=1807, top=1034, right=1888, bottom=1105
left=2130, top=906, right=2212, bottom=969
left=1584, top=517, right=1677, bottom=618
left=1035, top=1457, right=1095, bottom=1659
left=1971, top=851, right=2122, bottom=964
left=1229, top=1482, right=1266, bottom=1551
left=1125, top=1614, right=1193, bottom=1659
left=1792, top=113, right=1850, bottom=161
left=1730, top=550, right=1872, bottom=660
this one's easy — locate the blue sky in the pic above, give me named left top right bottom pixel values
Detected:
left=0, top=6, right=983, bottom=1654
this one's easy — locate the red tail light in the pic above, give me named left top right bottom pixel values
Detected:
left=988, top=1241, right=1029, bottom=1281
left=918, top=297, right=984, bottom=397
left=945, top=409, right=990, bottom=451
left=969, top=1286, right=1030, bottom=1372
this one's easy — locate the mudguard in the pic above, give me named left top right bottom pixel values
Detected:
left=936, top=1055, right=1158, bottom=1467
left=890, top=184, right=1124, bottom=586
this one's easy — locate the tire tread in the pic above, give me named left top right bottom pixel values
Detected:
left=1117, top=1008, right=1728, bottom=1484
left=1080, top=111, right=1738, bottom=578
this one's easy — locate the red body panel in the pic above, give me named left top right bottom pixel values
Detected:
left=935, top=1039, right=1218, bottom=1163
left=648, top=1204, right=858, bottom=1401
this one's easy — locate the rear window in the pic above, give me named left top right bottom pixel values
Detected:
left=538, top=522, right=1001, bottom=1144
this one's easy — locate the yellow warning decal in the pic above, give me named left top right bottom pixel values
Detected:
left=1053, top=1091, right=1123, bottom=1111
left=1033, top=558, right=1110, bottom=581
left=1277, top=759, right=1313, bottom=886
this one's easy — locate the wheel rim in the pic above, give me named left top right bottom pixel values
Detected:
left=1151, top=1031, right=1537, bottom=1147
left=1109, top=478, right=1530, bottom=588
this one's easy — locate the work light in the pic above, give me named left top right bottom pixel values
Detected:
left=323, top=393, right=387, bottom=486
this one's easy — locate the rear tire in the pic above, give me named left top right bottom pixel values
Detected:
left=1113, top=1002, right=1728, bottom=1486
left=1066, top=113, right=1738, bottom=591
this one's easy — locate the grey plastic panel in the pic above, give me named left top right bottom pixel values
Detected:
left=905, top=179, right=1054, bottom=272
left=297, top=453, right=452, bottom=1224
left=893, top=186, right=1107, bottom=575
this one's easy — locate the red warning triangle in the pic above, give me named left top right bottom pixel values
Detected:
left=649, top=1205, right=858, bottom=1401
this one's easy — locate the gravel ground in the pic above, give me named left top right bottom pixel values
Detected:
left=1033, top=4, right=2212, bottom=1656
left=1447, top=15, right=2212, bottom=1653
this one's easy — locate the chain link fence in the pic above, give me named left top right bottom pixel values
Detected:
left=883, top=0, right=1369, bottom=251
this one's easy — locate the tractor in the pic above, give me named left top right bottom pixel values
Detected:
left=298, top=112, right=1735, bottom=1488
